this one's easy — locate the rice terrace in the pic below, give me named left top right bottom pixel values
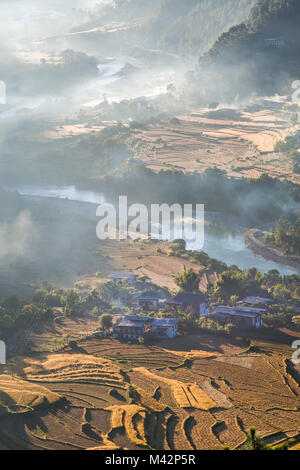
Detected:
left=0, top=330, right=300, bottom=450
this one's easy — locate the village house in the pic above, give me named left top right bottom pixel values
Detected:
left=164, top=292, right=210, bottom=318
left=112, top=315, right=178, bottom=340
left=211, top=306, right=265, bottom=329
left=151, top=318, right=179, bottom=339
left=133, top=291, right=161, bottom=311
left=108, top=273, right=139, bottom=285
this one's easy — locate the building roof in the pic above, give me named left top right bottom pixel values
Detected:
left=242, top=296, right=272, bottom=305
left=235, top=306, right=266, bottom=314
left=114, top=315, right=178, bottom=328
left=115, top=319, right=145, bottom=328
left=165, top=292, right=207, bottom=305
left=108, top=273, right=138, bottom=280
left=151, top=318, right=179, bottom=326
left=213, top=305, right=265, bottom=319
left=134, top=291, right=161, bottom=301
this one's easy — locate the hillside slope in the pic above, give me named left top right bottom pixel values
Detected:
left=194, top=0, right=300, bottom=99
left=144, top=0, right=256, bottom=56
left=70, top=0, right=256, bottom=58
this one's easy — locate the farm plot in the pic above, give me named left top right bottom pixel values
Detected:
left=234, top=409, right=283, bottom=445
left=212, top=409, right=247, bottom=449
left=247, top=409, right=300, bottom=434
left=0, top=388, right=137, bottom=451
left=0, top=374, right=61, bottom=415
left=3, top=342, right=300, bottom=450
left=191, top=355, right=300, bottom=410
left=131, top=105, right=300, bottom=185
left=106, top=405, right=149, bottom=449
left=129, top=369, right=178, bottom=409
left=46, top=383, right=120, bottom=408
left=134, top=368, right=217, bottom=410
left=22, top=354, right=125, bottom=388
left=153, top=366, right=208, bottom=386
left=28, top=315, right=99, bottom=352
left=78, top=338, right=185, bottom=369
left=185, top=410, right=223, bottom=450
left=0, top=406, right=108, bottom=450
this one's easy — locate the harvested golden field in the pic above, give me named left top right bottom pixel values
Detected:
left=22, top=354, right=125, bottom=387
left=75, top=337, right=186, bottom=369
left=1, top=337, right=300, bottom=450
left=107, top=405, right=148, bottom=447
left=0, top=375, right=61, bottom=416
left=130, top=102, right=300, bottom=185
left=191, top=354, right=300, bottom=411
left=134, top=368, right=217, bottom=410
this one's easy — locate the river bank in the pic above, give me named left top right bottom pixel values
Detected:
left=245, top=229, right=300, bottom=270
left=17, top=187, right=300, bottom=276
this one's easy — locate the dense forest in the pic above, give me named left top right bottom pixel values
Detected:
left=202, top=0, right=300, bottom=60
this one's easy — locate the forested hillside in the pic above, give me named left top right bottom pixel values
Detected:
left=144, top=0, right=256, bottom=56
left=192, top=0, right=300, bottom=100
left=204, top=0, right=300, bottom=60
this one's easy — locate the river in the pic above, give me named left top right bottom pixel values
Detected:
left=11, top=184, right=300, bottom=276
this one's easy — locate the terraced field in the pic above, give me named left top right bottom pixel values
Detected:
left=130, top=102, right=300, bottom=185
left=73, top=338, right=186, bottom=370
left=1, top=337, right=300, bottom=450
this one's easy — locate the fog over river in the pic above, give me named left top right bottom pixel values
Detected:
left=12, top=185, right=300, bottom=276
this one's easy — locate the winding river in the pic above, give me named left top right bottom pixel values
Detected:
left=11, top=184, right=300, bottom=276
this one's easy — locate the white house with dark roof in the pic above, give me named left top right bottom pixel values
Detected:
left=112, top=315, right=178, bottom=340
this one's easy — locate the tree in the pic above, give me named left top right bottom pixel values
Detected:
left=64, top=290, right=81, bottom=316
left=244, top=427, right=268, bottom=450
left=99, top=314, right=113, bottom=332
left=292, top=316, right=300, bottom=328
left=16, top=304, right=42, bottom=328
left=244, top=426, right=288, bottom=450
left=272, top=284, right=291, bottom=304
left=173, top=268, right=200, bottom=293
left=263, top=269, right=281, bottom=288
left=3, top=295, right=20, bottom=314
left=294, top=287, right=300, bottom=300
left=214, top=271, right=246, bottom=301
left=230, top=295, right=239, bottom=306
left=33, top=288, right=47, bottom=304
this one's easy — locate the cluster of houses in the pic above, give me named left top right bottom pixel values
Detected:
left=100, top=274, right=273, bottom=340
